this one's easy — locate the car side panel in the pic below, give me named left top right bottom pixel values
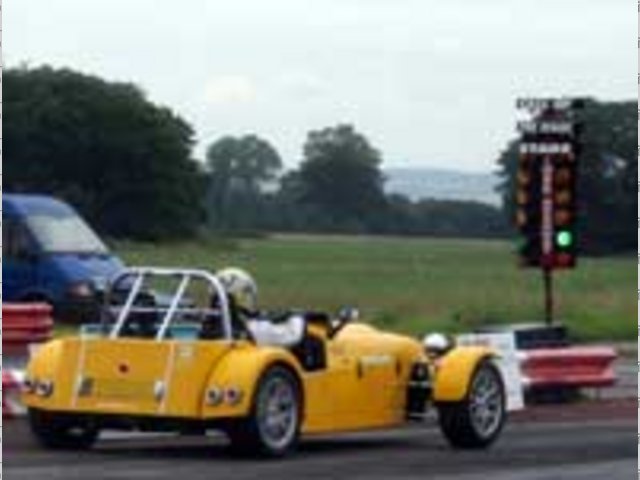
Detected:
left=200, top=337, right=410, bottom=434
left=301, top=323, right=425, bottom=433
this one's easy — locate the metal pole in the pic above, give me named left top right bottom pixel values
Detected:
left=543, top=266, right=554, bottom=325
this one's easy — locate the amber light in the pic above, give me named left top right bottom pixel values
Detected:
left=554, top=190, right=572, bottom=206
left=517, top=169, right=531, bottom=186
left=554, top=168, right=572, bottom=186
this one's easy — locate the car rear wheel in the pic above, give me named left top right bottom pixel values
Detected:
left=437, top=359, right=506, bottom=449
left=227, top=365, right=302, bottom=457
left=28, top=408, right=99, bottom=450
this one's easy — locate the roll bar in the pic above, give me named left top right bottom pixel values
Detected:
left=104, top=267, right=233, bottom=341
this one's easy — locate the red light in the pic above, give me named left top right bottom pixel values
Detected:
left=554, top=190, right=572, bottom=206
left=517, top=169, right=531, bottom=186
left=517, top=191, right=528, bottom=205
left=554, top=210, right=572, bottom=226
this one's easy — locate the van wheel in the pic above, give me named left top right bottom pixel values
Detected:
left=227, top=366, right=302, bottom=457
left=437, top=359, right=506, bottom=449
left=28, top=408, right=99, bottom=450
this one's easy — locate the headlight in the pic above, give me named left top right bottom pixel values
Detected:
left=423, top=333, right=453, bottom=357
left=68, top=281, right=94, bottom=298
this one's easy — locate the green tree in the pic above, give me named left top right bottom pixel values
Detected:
left=5, top=66, right=204, bottom=240
left=205, top=135, right=282, bottom=230
left=297, top=124, right=387, bottom=231
left=409, top=199, right=509, bottom=238
left=496, top=99, right=637, bottom=254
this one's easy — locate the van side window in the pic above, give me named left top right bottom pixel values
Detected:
left=4, top=219, right=34, bottom=260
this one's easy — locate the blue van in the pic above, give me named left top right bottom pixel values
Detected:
left=3, top=194, right=124, bottom=322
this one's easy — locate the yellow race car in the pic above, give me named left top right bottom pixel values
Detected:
left=22, top=267, right=506, bottom=457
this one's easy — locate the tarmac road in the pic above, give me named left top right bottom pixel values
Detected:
left=4, top=401, right=636, bottom=480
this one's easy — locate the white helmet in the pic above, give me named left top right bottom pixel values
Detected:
left=216, top=267, right=258, bottom=312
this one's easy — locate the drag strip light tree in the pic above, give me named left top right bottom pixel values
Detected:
left=515, top=98, right=582, bottom=323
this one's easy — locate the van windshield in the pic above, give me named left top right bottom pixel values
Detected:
left=26, top=213, right=108, bottom=254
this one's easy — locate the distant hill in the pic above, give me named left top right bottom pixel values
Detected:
left=384, top=167, right=501, bottom=206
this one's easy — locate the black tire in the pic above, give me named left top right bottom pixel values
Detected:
left=28, top=408, right=99, bottom=450
left=437, top=359, right=506, bottom=449
left=227, top=365, right=302, bottom=458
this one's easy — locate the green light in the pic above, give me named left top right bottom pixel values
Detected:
left=556, top=230, right=573, bottom=248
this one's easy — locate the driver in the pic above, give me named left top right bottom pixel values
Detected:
left=215, top=267, right=305, bottom=348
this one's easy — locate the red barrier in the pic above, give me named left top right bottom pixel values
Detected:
left=2, top=370, right=26, bottom=418
left=519, top=346, right=617, bottom=389
left=3, top=303, right=53, bottom=418
left=3, top=303, right=53, bottom=356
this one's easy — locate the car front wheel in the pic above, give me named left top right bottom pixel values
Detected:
left=437, top=359, right=506, bottom=449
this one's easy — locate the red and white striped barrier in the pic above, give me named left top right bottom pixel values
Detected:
left=3, top=303, right=53, bottom=356
left=2, top=370, right=26, bottom=419
left=458, top=331, right=619, bottom=404
left=518, top=346, right=617, bottom=390
left=3, top=302, right=54, bottom=418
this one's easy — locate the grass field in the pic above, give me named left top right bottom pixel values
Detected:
left=115, top=234, right=635, bottom=341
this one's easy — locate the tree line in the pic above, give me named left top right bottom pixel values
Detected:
left=204, top=127, right=508, bottom=238
left=5, top=66, right=636, bottom=253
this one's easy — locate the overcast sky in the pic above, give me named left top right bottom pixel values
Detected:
left=5, top=0, right=635, bottom=171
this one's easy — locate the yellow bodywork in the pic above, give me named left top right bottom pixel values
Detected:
left=432, top=346, right=496, bottom=401
left=23, top=323, right=495, bottom=434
